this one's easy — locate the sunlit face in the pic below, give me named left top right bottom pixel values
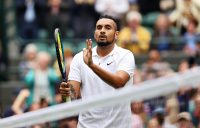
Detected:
left=94, top=18, right=118, bottom=47
left=131, top=101, right=143, bottom=114
left=156, top=14, right=169, bottom=31
left=178, top=119, right=191, bottom=128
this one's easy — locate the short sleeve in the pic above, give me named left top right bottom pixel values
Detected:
left=117, top=51, right=135, bottom=77
left=68, top=53, right=82, bottom=82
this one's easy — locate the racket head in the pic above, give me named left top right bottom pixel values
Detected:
left=54, top=28, right=67, bottom=82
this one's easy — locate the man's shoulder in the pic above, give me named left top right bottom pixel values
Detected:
left=71, top=51, right=84, bottom=64
left=116, top=45, right=133, bottom=55
left=73, top=51, right=83, bottom=58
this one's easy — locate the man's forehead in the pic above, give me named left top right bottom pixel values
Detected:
left=96, top=18, right=116, bottom=28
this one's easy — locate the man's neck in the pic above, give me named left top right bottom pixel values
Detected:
left=97, top=43, right=115, bottom=57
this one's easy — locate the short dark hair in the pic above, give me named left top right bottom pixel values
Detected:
left=99, top=15, right=119, bottom=31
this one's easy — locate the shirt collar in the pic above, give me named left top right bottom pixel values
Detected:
left=92, top=44, right=118, bottom=57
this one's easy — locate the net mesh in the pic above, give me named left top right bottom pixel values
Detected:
left=0, top=67, right=200, bottom=128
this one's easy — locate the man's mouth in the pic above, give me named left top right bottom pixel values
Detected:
left=99, top=35, right=107, bottom=39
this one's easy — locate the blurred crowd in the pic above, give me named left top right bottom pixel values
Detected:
left=131, top=49, right=200, bottom=128
left=15, top=0, right=200, bottom=56
left=1, top=0, right=200, bottom=128
left=1, top=44, right=200, bottom=128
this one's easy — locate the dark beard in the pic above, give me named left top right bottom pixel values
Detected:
left=97, top=42, right=112, bottom=47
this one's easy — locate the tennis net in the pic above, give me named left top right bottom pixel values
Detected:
left=0, top=67, right=200, bottom=128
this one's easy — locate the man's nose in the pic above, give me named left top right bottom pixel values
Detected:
left=100, top=29, right=105, bottom=34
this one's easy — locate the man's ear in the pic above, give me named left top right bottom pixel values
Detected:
left=94, top=31, right=97, bottom=39
left=115, top=31, right=119, bottom=40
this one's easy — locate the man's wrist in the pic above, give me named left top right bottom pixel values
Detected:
left=89, top=63, right=95, bottom=69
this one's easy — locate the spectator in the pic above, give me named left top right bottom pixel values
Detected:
left=191, top=95, right=200, bottom=127
left=159, top=0, right=175, bottom=14
left=71, top=0, right=98, bottom=38
left=19, top=43, right=38, bottom=79
left=177, top=86, right=191, bottom=113
left=57, top=117, right=78, bottom=128
left=3, top=88, right=30, bottom=117
left=152, top=13, right=176, bottom=51
left=164, top=97, right=179, bottom=128
left=147, top=118, right=162, bottom=128
left=169, top=0, right=200, bottom=34
left=137, top=0, right=160, bottom=15
left=95, top=0, right=129, bottom=20
left=45, top=0, right=70, bottom=38
left=195, top=41, right=200, bottom=65
left=176, top=112, right=194, bottom=128
left=178, top=60, right=190, bottom=73
left=131, top=101, right=147, bottom=128
left=183, top=19, right=199, bottom=56
left=152, top=107, right=165, bottom=127
left=118, top=10, right=151, bottom=55
left=141, top=49, right=172, bottom=80
left=24, top=51, right=59, bottom=106
left=16, top=0, right=46, bottom=39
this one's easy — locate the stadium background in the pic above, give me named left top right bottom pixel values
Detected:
left=0, top=0, right=200, bottom=127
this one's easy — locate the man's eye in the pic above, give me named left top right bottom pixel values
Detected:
left=106, top=26, right=111, bottom=30
left=97, top=26, right=102, bottom=29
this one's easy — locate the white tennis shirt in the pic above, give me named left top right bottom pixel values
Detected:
left=68, top=44, right=135, bottom=128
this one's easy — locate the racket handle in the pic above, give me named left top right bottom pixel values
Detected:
left=61, top=78, right=71, bottom=102
left=62, top=96, right=71, bottom=102
left=61, top=83, right=76, bottom=102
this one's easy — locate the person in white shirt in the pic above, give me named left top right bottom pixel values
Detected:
left=59, top=15, right=135, bottom=128
left=95, top=0, right=129, bottom=19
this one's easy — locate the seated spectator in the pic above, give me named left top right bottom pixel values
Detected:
left=183, top=19, right=199, bottom=56
left=141, top=49, right=173, bottom=80
left=131, top=101, right=147, bottom=128
left=152, top=107, right=165, bottom=127
left=19, top=43, right=38, bottom=79
left=152, top=13, right=176, bottom=51
left=118, top=10, right=151, bottom=55
left=164, top=97, right=179, bottom=128
left=178, top=60, right=190, bottom=73
left=191, top=95, right=200, bottom=127
left=57, top=117, right=78, bottom=128
left=147, top=118, right=162, bottom=128
left=176, top=112, right=194, bottom=128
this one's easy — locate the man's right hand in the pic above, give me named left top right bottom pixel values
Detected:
left=59, top=82, right=72, bottom=97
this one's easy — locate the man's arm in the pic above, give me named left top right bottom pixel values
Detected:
left=83, top=39, right=133, bottom=89
left=90, top=64, right=130, bottom=88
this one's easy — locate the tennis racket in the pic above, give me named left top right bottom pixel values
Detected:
left=54, top=28, right=71, bottom=102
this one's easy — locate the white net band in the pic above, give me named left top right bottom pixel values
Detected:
left=0, top=67, right=200, bottom=128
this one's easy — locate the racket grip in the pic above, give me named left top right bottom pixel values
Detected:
left=61, top=78, right=71, bottom=102
left=62, top=83, right=76, bottom=102
left=62, top=96, right=71, bottom=102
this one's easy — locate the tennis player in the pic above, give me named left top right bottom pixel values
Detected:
left=59, top=15, right=135, bottom=128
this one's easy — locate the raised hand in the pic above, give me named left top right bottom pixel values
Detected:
left=83, top=39, right=93, bottom=67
